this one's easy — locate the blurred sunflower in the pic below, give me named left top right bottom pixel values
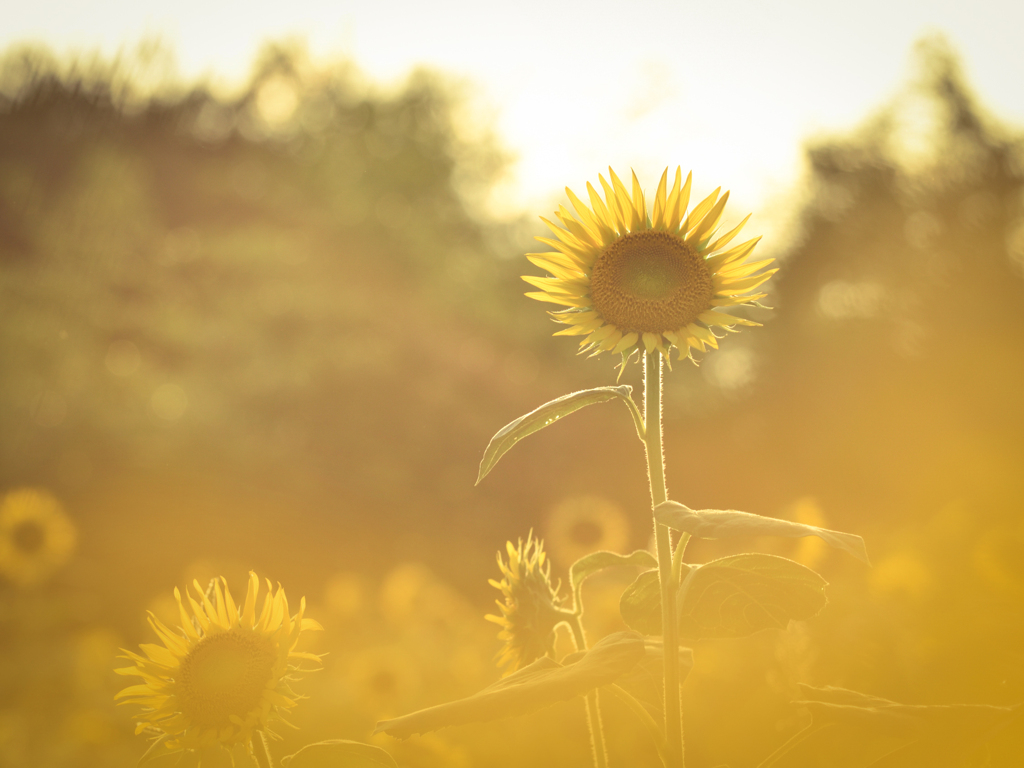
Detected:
left=524, top=167, right=775, bottom=364
left=485, top=532, right=566, bottom=674
left=115, top=572, right=322, bottom=756
left=347, top=645, right=423, bottom=717
left=546, top=495, right=630, bottom=566
left=0, top=487, right=76, bottom=587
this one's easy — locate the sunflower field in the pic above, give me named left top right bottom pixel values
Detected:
left=1, top=38, right=1023, bottom=768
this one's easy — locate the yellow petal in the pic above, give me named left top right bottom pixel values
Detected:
left=554, top=320, right=601, bottom=336
left=211, top=579, right=229, bottom=628
left=609, top=167, right=640, bottom=230
left=686, top=190, right=730, bottom=245
left=642, top=332, right=667, bottom=354
left=687, top=323, right=719, bottom=348
left=716, top=269, right=777, bottom=294
left=707, top=214, right=751, bottom=253
left=566, top=186, right=611, bottom=241
left=651, top=168, right=668, bottom=228
left=630, top=169, right=647, bottom=228
left=186, top=588, right=211, bottom=632
left=140, top=643, right=178, bottom=668
left=698, top=310, right=760, bottom=327
left=583, top=324, right=618, bottom=346
left=556, top=205, right=599, bottom=245
left=712, top=292, right=766, bottom=307
left=682, top=187, right=721, bottom=234
left=241, top=572, right=259, bottom=628
left=613, top=332, right=639, bottom=354
left=599, top=329, right=624, bottom=351
left=540, top=216, right=588, bottom=251
left=174, top=588, right=199, bottom=640
left=550, top=309, right=600, bottom=325
left=146, top=615, right=188, bottom=656
left=666, top=169, right=692, bottom=231
left=527, top=250, right=586, bottom=272
left=526, top=255, right=587, bottom=282
left=717, top=257, right=775, bottom=280
left=705, top=236, right=762, bottom=272
left=300, top=617, right=323, bottom=632
left=586, top=181, right=615, bottom=232
left=525, top=291, right=591, bottom=307
left=222, top=578, right=239, bottom=628
left=534, top=235, right=594, bottom=266
left=599, top=174, right=626, bottom=232
left=521, top=275, right=587, bottom=294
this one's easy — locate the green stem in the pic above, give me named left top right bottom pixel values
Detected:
left=643, top=353, right=684, bottom=768
left=623, top=393, right=647, bottom=442
left=604, top=684, right=670, bottom=767
left=255, top=731, right=275, bottom=768
left=671, top=530, right=691, bottom=587
left=567, top=615, right=608, bottom=768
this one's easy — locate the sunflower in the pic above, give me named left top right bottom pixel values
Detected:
left=523, top=167, right=776, bottom=365
left=545, top=495, right=629, bottom=566
left=0, top=487, right=76, bottom=587
left=115, top=572, right=322, bottom=756
left=485, top=532, right=566, bottom=675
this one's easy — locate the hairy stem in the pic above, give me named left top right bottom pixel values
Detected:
left=644, top=353, right=684, bottom=768
left=255, top=730, right=275, bottom=768
left=604, top=684, right=670, bottom=767
left=568, top=615, right=609, bottom=768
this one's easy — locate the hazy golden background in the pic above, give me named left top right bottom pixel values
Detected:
left=1, top=31, right=1022, bottom=768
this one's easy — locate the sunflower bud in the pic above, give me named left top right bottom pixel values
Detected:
left=485, top=532, right=566, bottom=674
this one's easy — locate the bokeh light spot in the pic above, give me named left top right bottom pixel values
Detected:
left=151, top=384, right=188, bottom=421
left=104, top=340, right=140, bottom=376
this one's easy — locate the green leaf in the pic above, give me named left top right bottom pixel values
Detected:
left=619, top=569, right=664, bottom=635
left=570, top=549, right=658, bottom=608
left=374, top=631, right=645, bottom=738
left=282, top=740, right=398, bottom=768
left=677, top=554, right=827, bottom=640
left=476, top=386, right=636, bottom=484
left=655, top=501, right=869, bottom=564
left=615, top=638, right=694, bottom=716
left=758, top=686, right=1023, bottom=768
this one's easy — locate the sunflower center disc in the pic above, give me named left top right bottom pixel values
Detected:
left=590, top=230, right=713, bottom=334
left=11, top=521, right=45, bottom=553
left=178, top=629, right=277, bottom=728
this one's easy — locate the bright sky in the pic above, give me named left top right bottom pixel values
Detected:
left=4, top=0, right=1023, bottom=220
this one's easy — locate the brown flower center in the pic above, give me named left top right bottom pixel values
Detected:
left=569, top=520, right=603, bottom=547
left=177, top=629, right=277, bottom=728
left=589, top=231, right=713, bottom=333
left=12, top=521, right=45, bottom=554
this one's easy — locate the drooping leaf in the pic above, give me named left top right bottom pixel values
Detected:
left=570, top=549, right=658, bottom=608
left=677, top=554, right=827, bottom=640
left=476, top=386, right=636, bottom=484
left=655, top=501, right=869, bottom=564
left=374, top=631, right=645, bottom=738
left=282, top=740, right=399, bottom=768
left=758, top=686, right=1023, bottom=768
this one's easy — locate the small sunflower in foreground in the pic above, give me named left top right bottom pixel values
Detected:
left=116, top=572, right=322, bottom=756
left=523, top=167, right=776, bottom=365
left=0, top=487, right=77, bottom=587
left=485, top=532, right=565, bottom=675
